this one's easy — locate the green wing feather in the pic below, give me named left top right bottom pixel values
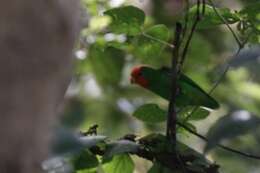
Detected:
left=141, top=67, right=219, bottom=109
left=178, top=74, right=219, bottom=109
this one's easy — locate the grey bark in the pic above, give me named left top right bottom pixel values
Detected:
left=0, top=0, right=80, bottom=172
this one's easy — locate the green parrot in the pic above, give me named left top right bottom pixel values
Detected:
left=130, top=65, right=219, bottom=109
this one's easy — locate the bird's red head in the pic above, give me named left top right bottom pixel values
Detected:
left=130, top=66, right=149, bottom=88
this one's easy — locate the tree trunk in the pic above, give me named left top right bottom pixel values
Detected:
left=0, top=0, right=80, bottom=172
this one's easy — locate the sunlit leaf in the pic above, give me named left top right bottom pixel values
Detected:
left=205, top=110, right=260, bottom=152
left=178, top=121, right=197, bottom=134
left=102, top=154, right=134, bottom=173
left=190, top=108, right=210, bottom=120
left=89, top=16, right=111, bottom=32
left=179, top=106, right=211, bottom=121
left=104, top=6, right=145, bottom=35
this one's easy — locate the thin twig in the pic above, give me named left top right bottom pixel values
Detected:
left=181, top=0, right=191, bottom=42
left=208, top=28, right=253, bottom=94
left=184, top=0, right=253, bottom=121
left=142, top=32, right=175, bottom=48
left=202, top=0, right=206, bottom=14
left=184, top=48, right=242, bottom=121
left=180, top=0, right=205, bottom=67
left=208, top=0, right=242, bottom=48
left=166, top=23, right=182, bottom=144
left=177, top=122, right=260, bottom=160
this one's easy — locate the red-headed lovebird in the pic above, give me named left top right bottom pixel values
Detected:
left=130, top=66, right=219, bottom=109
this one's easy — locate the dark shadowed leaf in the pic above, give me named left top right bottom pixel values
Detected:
left=240, top=2, right=260, bottom=24
left=205, top=110, right=260, bottom=152
left=104, top=6, right=145, bottom=36
left=133, top=104, right=167, bottom=123
left=73, top=150, right=99, bottom=171
left=102, top=154, right=134, bottom=173
left=239, top=2, right=260, bottom=34
left=140, top=134, right=218, bottom=173
left=148, top=162, right=172, bottom=173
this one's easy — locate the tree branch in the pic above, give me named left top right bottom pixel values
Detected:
left=166, top=23, right=182, bottom=144
left=177, top=122, right=260, bottom=160
left=88, top=135, right=219, bottom=173
left=180, top=0, right=205, bottom=67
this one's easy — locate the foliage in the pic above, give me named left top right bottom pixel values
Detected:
left=46, top=1, right=260, bottom=173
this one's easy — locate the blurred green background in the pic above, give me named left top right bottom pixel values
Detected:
left=60, top=0, right=260, bottom=172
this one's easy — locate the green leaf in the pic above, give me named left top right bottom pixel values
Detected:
left=179, top=106, right=211, bottom=121
left=138, top=133, right=172, bottom=153
left=133, top=104, right=167, bottom=123
left=178, top=121, right=197, bottom=134
left=189, top=107, right=210, bottom=120
left=240, top=2, right=260, bottom=21
left=73, top=150, right=99, bottom=171
left=104, top=6, right=145, bottom=36
left=102, top=154, right=134, bottom=173
left=104, top=140, right=139, bottom=158
left=239, top=2, right=260, bottom=31
left=132, top=24, right=170, bottom=61
left=205, top=110, right=260, bottom=152
left=140, top=134, right=218, bottom=172
left=187, top=4, right=239, bottom=29
left=148, top=162, right=172, bottom=173
left=88, top=45, right=125, bottom=86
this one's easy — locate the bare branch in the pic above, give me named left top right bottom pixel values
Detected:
left=177, top=122, right=260, bottom=160
left=166, top=23, right=182, bottom=144
left=179, top=0, right=205, bottom=67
